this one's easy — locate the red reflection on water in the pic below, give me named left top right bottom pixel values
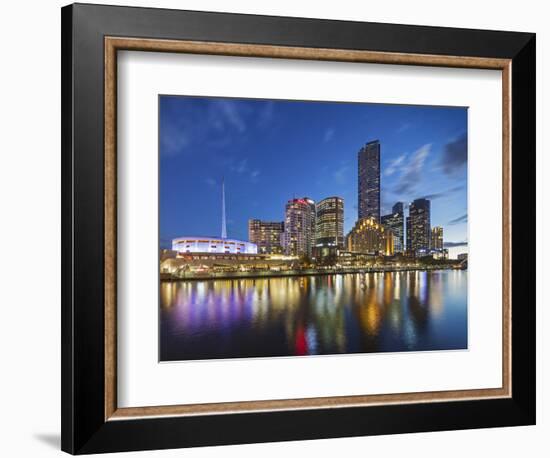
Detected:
left=294, top=324, right=308, bottom=355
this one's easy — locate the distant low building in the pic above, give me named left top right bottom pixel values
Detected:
left=160, top=252, right=298, bottom=277
left=432, top=248, right=449, bottom=260
left=160, top=249, right=178, bottom=262
left=337, top=250, right=376, bottom=267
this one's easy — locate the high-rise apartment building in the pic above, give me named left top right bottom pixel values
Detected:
left=358, top=140, right=381, bottom=223
left=406, top=198, right=431, bottom=255
left=248, top=220, right=284, bottom=255
left=283, top=197, right=316, bottom=257
left=381, top=202, right=405, bottom=253
left=431, top=226, right=444, bottom=250
left=315, top=197, right=344, bottom=249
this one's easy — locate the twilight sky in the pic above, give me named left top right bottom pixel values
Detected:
left=159, top=95, right=468, bottom=258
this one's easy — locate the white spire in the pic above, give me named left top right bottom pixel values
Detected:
left=221, top=178, right=227, bottom=239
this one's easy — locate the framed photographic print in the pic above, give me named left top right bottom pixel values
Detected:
left=61, top=3, right=536, bottom=454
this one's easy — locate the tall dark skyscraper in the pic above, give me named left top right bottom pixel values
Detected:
left=358, top=140, right=381, bottom=223
left=406, top=198, right=431, bottom=255
left=381, top=202, right=405, bottom=253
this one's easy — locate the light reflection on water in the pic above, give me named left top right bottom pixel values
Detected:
left=160, top=270, right=467, bottom=361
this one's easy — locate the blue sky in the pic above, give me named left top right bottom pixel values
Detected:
left=159, top=95, right=468, bottom=258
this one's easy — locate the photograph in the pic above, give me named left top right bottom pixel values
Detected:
left=159, top=95, right=469, bottom=361
left=53, top=2, right=537, bottom=454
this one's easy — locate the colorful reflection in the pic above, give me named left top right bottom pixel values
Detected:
left=160, top=270, right=468, bottom=361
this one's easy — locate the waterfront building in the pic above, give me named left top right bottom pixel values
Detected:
left=315, top=196, right=344, bottom=248
left=248, top=219, right=284, bottom=254
left=345, top=217, right=386, bottom=255
left=172, top=180, right=258, bottom=255
left=381, top=202, right=405, bottom=253
left=406, top=198, right=431, bottom=256
left=336, top=250, right=376, bottom=267
left=358, top=140, right=381, bottom=223
left=283, top=197, right=316, bottom=257
left=431, top=226, right=444, bottom=250
left=172, top=237, right=258, bottom=255
left=160, top=249, right=178, bottom=262
left=160, top=252, right=299, bottom=277
left=432, top=248, right=449, bottom=260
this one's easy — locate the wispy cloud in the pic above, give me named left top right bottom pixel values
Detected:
left=333, top=163, right=350, bottom=184
left=393, top=144, right=431, bottom=194
left=216, top=99, right=246, bottom=133
left=250, top=169, right=260, bottom=183
left=229, top=158, right=261, bottom=182
left=160, top=97, right=251, bottom=158
left=160, top=125, right=190, bottom=157
left=205, top=177, right=217, bottom=187
left=444, top=241, right=468, bottom=248
left=384, top=153, right=407, bottom=177
left=257, top=101, right=275, bottom=128
left=420, top=184, right=465, bottom=201
left=231, top=159, right=248, bottom=174
left=448, top=213, right=468, bottom=225
left=323, top=128, right=335, bottom=143
left=441, top=133, right=467, bottom=175
left=396, top=122, right=412, bottom=133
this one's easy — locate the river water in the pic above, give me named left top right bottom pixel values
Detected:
left=160, top=270, right=467, bottom=361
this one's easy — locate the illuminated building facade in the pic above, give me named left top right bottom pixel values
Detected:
left=315, top=196, right=344, bottom=248
left=172, top=237, right=258, bottom=254
left=431, top=226, right=444, bottom=250
left=406, top=198, right=431, bottom=255
left=358, top=140, right=381, bottom=223
left=283, top=197, right=316, bottom=257
left=248, top=219, right=284, bottom=254
left=345, top=217, right=385, bottom=255
left=381, top=202, right=404, bottom=253
left=381, top=230, right=395, bottom=256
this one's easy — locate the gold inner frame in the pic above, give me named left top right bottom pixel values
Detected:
left=104, top=37, right=512, bottom=421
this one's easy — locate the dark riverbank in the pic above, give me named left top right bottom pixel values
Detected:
left=161, top=264, right=464, bottom=282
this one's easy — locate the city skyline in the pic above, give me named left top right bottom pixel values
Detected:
left=160, top=95, right=468, bottom=258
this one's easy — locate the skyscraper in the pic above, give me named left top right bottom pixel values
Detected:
left=358, top=140, right=381, bottom=223
left=248, top=220, right=284, bottom=255
left=406, top=198, right=431, bottom=256
left=431, top=226, right=444, bottom=250
left=283, top=197, right=316, bottom=257
left=381, top=202, right=405, bottom=253
left=315, top=197, right=344, bottom=249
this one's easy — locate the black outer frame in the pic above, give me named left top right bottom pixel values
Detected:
left=61, top=3, right=536, bottom=454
